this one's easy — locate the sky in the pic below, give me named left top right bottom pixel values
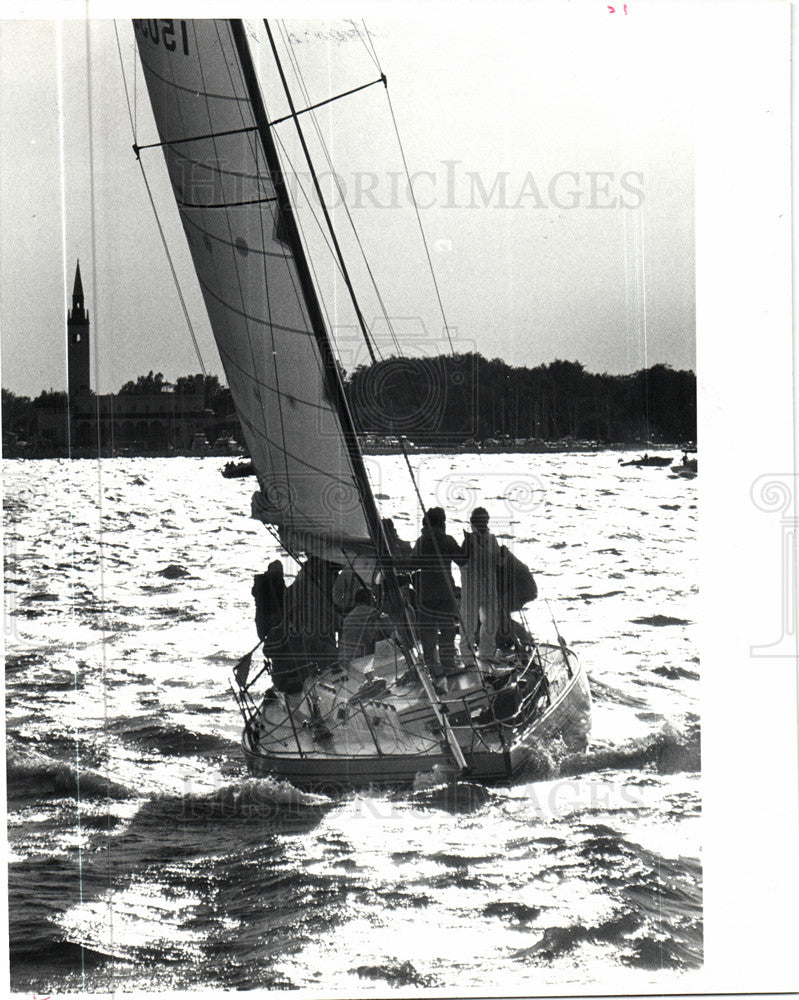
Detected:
left=0, top=5, right=697, bottom=398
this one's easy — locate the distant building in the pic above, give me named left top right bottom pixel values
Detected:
left=35, top=261, right=242, bottom=456
left=68, top=260, right=91, bottom=401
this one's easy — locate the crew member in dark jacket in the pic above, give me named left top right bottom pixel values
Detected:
left=252, top=560, right=286, bottom=641
left=412, top=507, right=466, bottom=680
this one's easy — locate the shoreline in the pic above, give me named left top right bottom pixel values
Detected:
left=2, top=442, right=695, bottom=461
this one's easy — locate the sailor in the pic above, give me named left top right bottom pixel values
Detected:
left=460, top=506, right=502, bottom=662
left=381, top=517, right=413, bottom=560
left=411, top=507, right=466, bottom=682
left=252, top=559, right=286, bottom=641
left=263, top=554, right=337, bottom=741
left=339, top=588, right=392, bottom=668
left=284, top=554, right=338, bottom=667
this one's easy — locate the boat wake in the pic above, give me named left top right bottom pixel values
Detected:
left=561, top=718, right=700, bottom=776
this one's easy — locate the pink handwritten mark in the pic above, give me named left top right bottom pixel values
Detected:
left=607, top=4, right=630, bottom=12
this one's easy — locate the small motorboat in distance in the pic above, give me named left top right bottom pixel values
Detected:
left=671, top=453, right=698, bottom=478
left=619, top=453, right=672, bottom=468
left=221, top=460, right=255, bottom=479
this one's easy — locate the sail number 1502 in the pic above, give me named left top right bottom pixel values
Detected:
left=134, top=19, right=190, bottom=55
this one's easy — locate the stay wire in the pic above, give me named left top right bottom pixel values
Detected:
left=364, top=22, right=456, bottom=355
left=283, top=18, right=453, bottom=435
left=113, top=22, right=135, bottom=136
left=134, top=161, right=207, bottom=377
left=117, top=23, right=207, bottom=376
left=353, top=18, right=381, bottom=73
left=274, top=20, right=442, bottom=445
left=275, top=21, right=402, bottom=360
left=266, top=20, right=378, bottom=367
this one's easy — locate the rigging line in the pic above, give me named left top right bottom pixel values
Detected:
left=359, top=19, right=382, bottom=72
left=266, top=24, right=389, bottom=367
left=113, top=22, right=136, bottom=136
left=134, top=82, right=387, bottom=155
left=278, top=25, right=451, bottom=442
left=278, top=20, right=448, bottom=450
left=274, top=24, right=390, bottom=377
left=136, top=160, right=206, bottom=376
left=265, top=19, right=378, bottom=366
left=270, top=124, right=386, bottom=373
left=365, top=21, right=456, bottom=355
left=276, top=21, right=397, bottom=360
left=275, top=46, right=439, bottom=448
left=276, top=21, right=402, bottom=360
left=127, top=27, right=206, bottom=375
left=132, top=29, right=137, bottom=139
left=383, top=88, right=455, bottom=355
left=353, top=18, right=381, bottom=72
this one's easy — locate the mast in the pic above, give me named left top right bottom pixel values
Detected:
left=229, top=22, right=467, bottom=772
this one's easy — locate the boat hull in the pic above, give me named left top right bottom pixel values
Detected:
left=241, top=644, right=591, bottom=791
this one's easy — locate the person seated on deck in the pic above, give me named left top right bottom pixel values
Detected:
left=333, top=560, right=376, bottom=619
left=411, top=506, right=467, bottom=684
left=333, top=520, right=411, bottom=615
left=339, top=588, right=393, bottom=669
left=460, top=506, right=503, bottom=663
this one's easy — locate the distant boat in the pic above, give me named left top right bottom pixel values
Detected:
left=619, top=454, right=673, bottom=468
left=671, top=455, right=698, bottom=477
left=221, top=460, right=255, bottom=479
left=134, top=18, right=591, bottom=789
left=210, top=436, right=244, bottom=457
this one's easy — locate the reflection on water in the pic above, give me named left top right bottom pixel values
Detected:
left=5, top=453, right=700, bottom=991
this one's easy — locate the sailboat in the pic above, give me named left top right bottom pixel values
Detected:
left=133, top=18, right=591, bottom=790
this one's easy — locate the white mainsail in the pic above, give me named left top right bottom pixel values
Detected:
left=134, top=19, right=372, bottom=559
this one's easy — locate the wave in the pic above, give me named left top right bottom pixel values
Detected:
left=631, top=614, right=692, bottom=626
left=509, top=833, right=702, bottom=969
left=109, top=720, right=237, bottom=756
left=6, top=748, right=132, bottom=801
left=560, top=718, right=701, bottom=776
left=133, top=777, right=333, bottom=829
left=353, top=959, right=436, bottom=987
left=408, top=778, right=494, bottom=814
left=156, top=564, right=193, bottom=579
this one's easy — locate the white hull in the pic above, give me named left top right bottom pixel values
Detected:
left=240, top=640, right=591, bottom=791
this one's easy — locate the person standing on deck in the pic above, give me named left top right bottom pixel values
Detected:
left=284, top=554, right=339, bottom=667
left=412, top=507, right=466, bottom=683
left=461, top=506, right=502, bottom=662
left=252, top=560, right=286, bottom=641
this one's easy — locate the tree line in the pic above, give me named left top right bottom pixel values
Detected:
left=3, top=356, right=695, bottom=447
left=2, top=372, right=237, bottom=443
left=343, top=355, right=696, bottom=444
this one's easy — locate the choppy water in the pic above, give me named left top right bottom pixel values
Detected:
left=4, top=452, right=700, bottom=992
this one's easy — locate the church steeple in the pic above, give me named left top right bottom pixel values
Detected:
left=67, top=259, right=90, bottom=399
left=69, top=260, right=87, bottom=323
